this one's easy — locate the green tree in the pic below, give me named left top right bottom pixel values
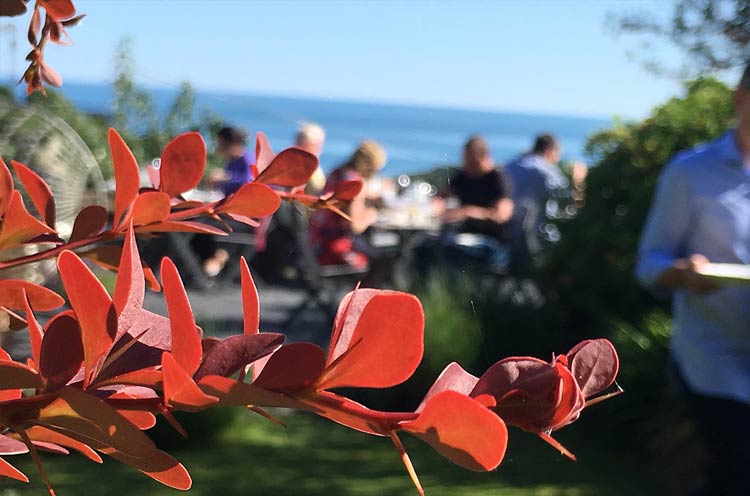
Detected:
left=610, top=0, right=750, bottom=77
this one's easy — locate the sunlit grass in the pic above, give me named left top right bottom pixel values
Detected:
left=0, top=409, right=662, bottom=495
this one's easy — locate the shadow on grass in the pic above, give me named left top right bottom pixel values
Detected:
left=0, top=410, right=664, bottom=495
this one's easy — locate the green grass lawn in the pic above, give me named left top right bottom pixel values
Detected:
left=0, top=409, right=662, bottom=495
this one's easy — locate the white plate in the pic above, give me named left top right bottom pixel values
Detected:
left=697, top=263, right=750, bottom=284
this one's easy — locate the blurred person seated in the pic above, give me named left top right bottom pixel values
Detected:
left=428, top=135, right=513, bottom=273
left=504, top=133, right=571, bottom=265
left=310, top=140, right=387, bottom=271
left=295, top=122, right=327, bottom=195
left=193, top=126, right=255, bottom=279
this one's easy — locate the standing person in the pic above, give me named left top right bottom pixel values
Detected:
left=294, top=122, right=327, bottom=195
left=504, top=133, right=570, bottom=263
left=310, top=140, right=387, bottom=270
left=635, top=64, right=750, bottom=496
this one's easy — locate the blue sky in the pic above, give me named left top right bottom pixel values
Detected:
left=0, top=1, right=735, bottom=118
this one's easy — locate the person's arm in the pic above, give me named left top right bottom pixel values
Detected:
left=635, top=163, right=719, bottom=295
left=347, top=193, right=377, bottom=234
left=443, top=199, right=513, bottom=223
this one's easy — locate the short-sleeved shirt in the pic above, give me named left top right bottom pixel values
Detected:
left=448, top=168, right=512, bottom=207
left=446, top=168, right=512, bottom=240
left=220, top=151, right=255, bottom=196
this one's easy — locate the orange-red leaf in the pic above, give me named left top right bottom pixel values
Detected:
left=160, top=258, right=201, bottom=375
left=82, top=245, right=160, bottom=292
left=400, top=391, right=508, bottom=472
left=0, top=191, right=54, bottom=250
left=216, top=182, right=280, bottom=218
left=240, top=257, right=259, bottom=334
left=57, top=251, right=117, bottom=387
left=318, top=290, right=424, bottom=390
left=23, top=426, right=102, bottom=463
left=0, top=456, right=28, bottom=483
left=40, top=0, right=75, bottom=20
left=35, top=388, right=156, bottom=459
left=22, top=290, right=43, bottom=366
left=197, top=375, right=303, bottom=410
left=69, top=205, right=108, bottom=242
left=159, top=133, right=206, bottom=198
left=132, top=191, right=171, bottom=226
left=10, top=160, right=55, bottom=228
left=254, top=132, right=275, bottom=177
left=0, top=280, right=63, bottom=310
left=254, top=148, right=318, bottom=188
left=0, top=157, right=14, bottom=217
left=108, top=129, right=141, bottom=229
left=193, top=333, right=284, bottom=381
left=161, top=352, right=218, bottom=412
left=136, top=221, right=227, bottom=235
left=113, top=225, right=145, bottom=318
left=101, top=447, right=192, bottom=490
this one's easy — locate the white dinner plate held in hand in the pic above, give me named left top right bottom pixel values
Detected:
left=696, top=263, right=750, bottom=285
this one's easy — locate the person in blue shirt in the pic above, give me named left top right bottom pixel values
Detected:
left=636, top=65, right=750, bottom=496
left=504, top=134, right=571, bottom=265
left=209, top=126, right=254, bottom=196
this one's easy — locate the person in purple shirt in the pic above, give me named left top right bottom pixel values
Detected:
left=209, top=126, right=254, bottom=196
left=636, top=64, right=750, bottom=495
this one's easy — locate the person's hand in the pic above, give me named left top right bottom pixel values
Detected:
left=442, top=207, right=468, bottom=224
left=206, top=169, right=228, bottom=186
left=677, top=254, right=721, bottom=294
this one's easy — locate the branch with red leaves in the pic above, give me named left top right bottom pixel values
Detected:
left=0, top=126, right=621, bottom=494
left=0, top=0, right=83, bottom=95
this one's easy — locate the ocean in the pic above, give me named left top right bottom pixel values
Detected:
left=8, top=81, right=611, bottom=176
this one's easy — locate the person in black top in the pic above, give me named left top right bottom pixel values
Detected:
left=441, top=135, right=514, bottom=240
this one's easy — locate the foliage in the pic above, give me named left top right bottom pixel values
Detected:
left=539, top=77, right=735, bottom=344
left=0, top=129, right=621, bottom=494
left=609, top=0, right=750, bottom=77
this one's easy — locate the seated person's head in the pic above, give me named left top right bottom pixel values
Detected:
left=295, top=122, right=326, bottom=158
left=216, top=126, right=248, bottom=160
left=463, top=135, right=492, bottom=176
left=532, top=133, right=560, bottom=164
left=348, top=140, right=387, bottom=179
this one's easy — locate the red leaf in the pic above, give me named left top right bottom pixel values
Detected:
left=0, top=0, right=28, bottom=17
left=0, top=157, right=14, bottom=217
left=108, top=129, right=141, bottom=229
left=113, top=225, right=145, bottom=319
left=132, top=191, right=171, bottom=226
left=0, top=191, right=54, bottom=250
left=417, top=362, right=479, bottom=412
left=0, top=360, right=42, bottom=390
left=0, top=456, right=28, bottom=482
left=57, top=251, right=117, bottom=387
left=10, top=160, right=55, bottom=228
left=39, top=313, right=83, bottom=391
left=0, top=280, right=63, bottom=310
left=136, top=221, right=227, bottom=235
left=40, top=0, right=75, bottom=20
left=92, top=368, right=162, bottom=390
left=566, top=339, right=619, bottom=398
left=216, top=182, right=280, bottom=218
left=160, top=258, right=201, bottom=375
left=332, top=179, right=364, bottom=202
left=69, top=205, right=108, bottom=242
left=193, top=333, right=284, bottom=381
left=35, top=388, right=156, bottom=459
left=318, top=290, right=424, bottom=390
left=23, top=426, right=102, bottom=463
left=82, top=245, right=160, bottom=292
left=22, top=290, right=43, bottom=366
left=161, top=352, right=218, bottom=412
left=400, top=391, right=508, bottom=472
left=101, top=447, right=192, bottom=490
left=253, top=343, right=326, bottom=391
left=197, top=375, right=303, bottom=410
left=240, top=257, right=259, bottom=334
left=254, top=148, right=318, bottom=188
left=159, top=132, right=206, bottom=198
left=254, top=132, right=275, bottom=177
